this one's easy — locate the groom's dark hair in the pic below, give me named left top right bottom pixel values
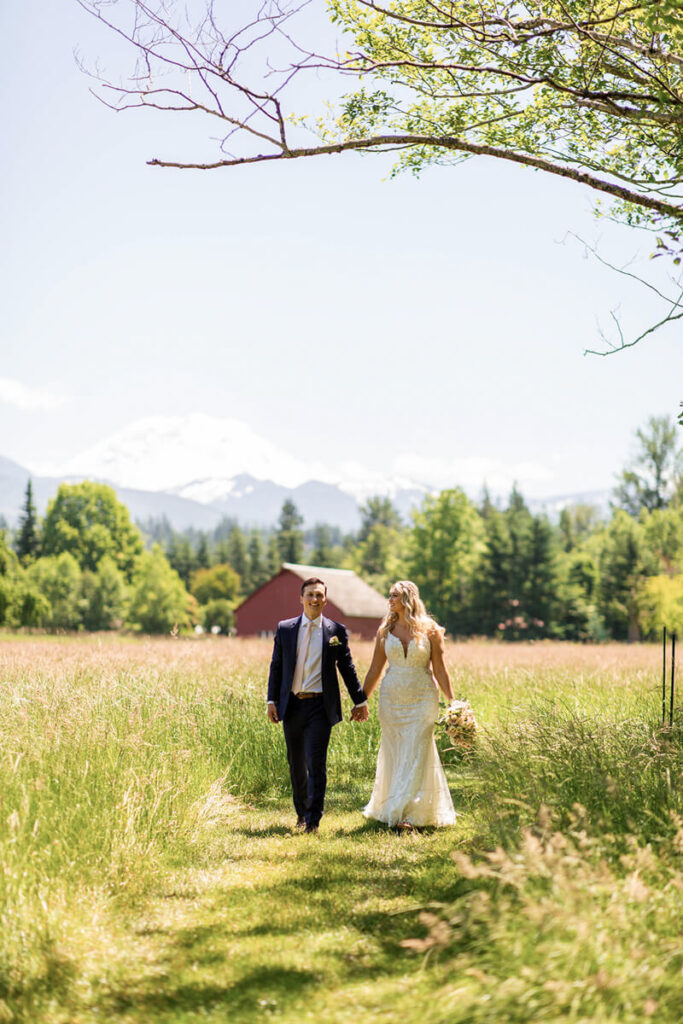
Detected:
left=301, top=577, right=327, bottom=595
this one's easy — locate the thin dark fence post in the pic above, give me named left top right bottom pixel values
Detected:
left=670, top=632, right=676, bottom=728
left=663, top=626, right=667, bottom=726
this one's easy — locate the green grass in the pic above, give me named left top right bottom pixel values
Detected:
left=0, top=635, right=681, bottom=1022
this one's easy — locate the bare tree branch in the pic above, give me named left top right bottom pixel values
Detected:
left=76, top=0, right=683, bottom=352
left=569, top=233, right=683, bottom=355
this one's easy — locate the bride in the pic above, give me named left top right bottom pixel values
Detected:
left=361, top=580, right=457, bottom=829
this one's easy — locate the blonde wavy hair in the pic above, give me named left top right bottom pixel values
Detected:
left=378, top=580, right=444, bottom=641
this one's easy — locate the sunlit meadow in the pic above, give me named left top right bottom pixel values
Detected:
left=1, top=634, right=681, bottom=1023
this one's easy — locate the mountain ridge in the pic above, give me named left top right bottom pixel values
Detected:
left=0, top=451, right=610, bottom=533
left=0, top=457, right=425, bottom=532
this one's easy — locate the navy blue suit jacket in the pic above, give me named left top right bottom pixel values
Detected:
left=267, top=615, right=366, bottom=726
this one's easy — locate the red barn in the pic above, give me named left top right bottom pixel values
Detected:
left=235, top=563, right=387, bottom=640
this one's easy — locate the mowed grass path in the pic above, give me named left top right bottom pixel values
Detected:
left=103, top=805, right=470, bottom=1024
left=1, top=635, right=681, bottom=1023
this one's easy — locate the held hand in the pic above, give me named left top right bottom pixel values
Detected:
left=351, top=704, right=369, bottom=722
left=267, top=704, right=280, bottom=724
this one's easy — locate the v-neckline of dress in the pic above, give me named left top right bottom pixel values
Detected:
left=390, top=631, right=414, bottom=659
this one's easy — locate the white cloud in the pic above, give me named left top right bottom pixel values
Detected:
left=392, top=453, right=555, bottom=495
left=0, top=377, right=67, bottom=412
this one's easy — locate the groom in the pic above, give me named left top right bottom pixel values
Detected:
left=267, top=576, right=368, bottom=833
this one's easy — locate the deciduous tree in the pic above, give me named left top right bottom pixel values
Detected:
left=127, top=545, right=196, bottom=633
left=408, top=488, right=484, bottom=634
left=27, top=553, right=83, bottom=631
left=614, top=415, right=681, bottom=515
left=80, top=555, right=128, bottom=630
left=190, top=563, right=241, bottom=604
left=42, top=482, right=142, bottom=579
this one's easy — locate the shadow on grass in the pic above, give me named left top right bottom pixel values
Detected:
left=233, top=823, right=296, bottom=838
left=95, top=803, right=474, bottom=1021
left=199, top=838, right=465, bottom=945
left=104, top=965, right=317, bottom=1018
left=99, top=776, right=472, bottom=1020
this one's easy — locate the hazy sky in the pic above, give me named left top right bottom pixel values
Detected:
left=2, top=0, right=681, bottom=500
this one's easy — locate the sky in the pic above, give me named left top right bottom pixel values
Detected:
left=1, top=0, right=681, bottom=502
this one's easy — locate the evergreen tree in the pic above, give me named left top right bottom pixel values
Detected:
left=475, top=492, right=558, bottom=638
left=247, top=532, right=271, bottom=591
left=501, top=486, right=536, bottom=637
left=506, top=486, right=534, bottom=596
left=555, top=549, right=600, bottom=641
left=478, top=486, right=494, bottom=521
left=195, top=534, right=210, bottom=570
left=267, top=533, right=281, bottom=575
left=524, top=515, right=556, bottom=637
left=311, top=523, right=334, bottom=566
left=139, top=515, right=174, bottom=547
left=165, top=535, right=197, bottom=587
left=213, top=538, right=230, bottom=565
left=227, top=525, right=249, bottom=588
left=598, top=511, right=654, bottom=640
left=214, top=516, right=238, bottom=543
left=276, top=500, right=305, bottom=564
left=475, top=507, right=512, bottom=635
left=15, top=479, right=40, bottom=564
left=559, top=508, right=574, bottom=553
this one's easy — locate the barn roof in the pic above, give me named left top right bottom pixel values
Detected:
left=282, top=563, right=387, bottom=618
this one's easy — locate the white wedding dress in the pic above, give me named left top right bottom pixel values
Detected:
left=363, top=632, right=457, bottom=827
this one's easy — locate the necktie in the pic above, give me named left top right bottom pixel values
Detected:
left=291, top=620, right=312, bottom=695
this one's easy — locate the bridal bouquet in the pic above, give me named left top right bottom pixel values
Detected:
left=440, top=699, right=478, bottom=748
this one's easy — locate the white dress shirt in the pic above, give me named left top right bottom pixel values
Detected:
left=291, top=613, right=324, bottom=694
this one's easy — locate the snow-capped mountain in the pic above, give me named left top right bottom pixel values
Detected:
left=16, top=415, right=428, bottom=530
left=39, top=413, right=428, bottom=505
left=47, top=414, right=327, bottom=492
left=8, top=414, right=611, bottom=532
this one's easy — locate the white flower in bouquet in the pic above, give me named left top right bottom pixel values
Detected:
left=440, top=699, right=477, bottom=748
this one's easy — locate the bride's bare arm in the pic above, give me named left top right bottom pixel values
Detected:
left=429, top=630, right=454, bottom=701
left=362, top=634, right=387, bottom=698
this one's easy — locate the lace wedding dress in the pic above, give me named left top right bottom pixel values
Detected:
left=363, top=632, right=457, bottom=827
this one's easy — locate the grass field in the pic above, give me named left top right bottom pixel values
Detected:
left=1, top=634, right=681, bottom=1023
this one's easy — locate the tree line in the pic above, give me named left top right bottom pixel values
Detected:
left=1, top=415, right=681, bottom=638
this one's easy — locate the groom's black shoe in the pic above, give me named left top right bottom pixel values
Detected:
left=304, top=824, right=319, bottom=834
left=295, top=816, right=307, bottom=831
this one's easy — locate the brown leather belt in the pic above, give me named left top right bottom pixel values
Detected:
left=293, top=692, right=323, bottom=700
